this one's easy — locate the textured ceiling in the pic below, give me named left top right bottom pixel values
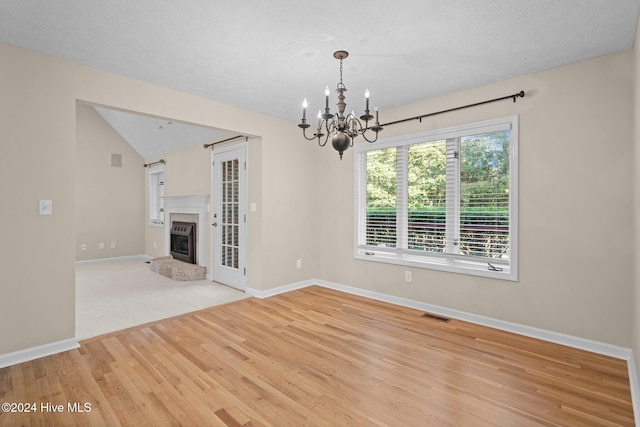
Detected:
left=1, top=1, right=639, bottom=158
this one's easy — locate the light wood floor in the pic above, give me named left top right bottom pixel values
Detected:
left=0, top=286, right=634, bottom=426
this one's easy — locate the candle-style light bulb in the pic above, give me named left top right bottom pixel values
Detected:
left=324, top=86, right=330, bottom=110
left=365, top=88, right=370, bottom=111
left=302, top=98, right=308, bottom=120
left=317, top=110, right=322, bottom=127
left=364, top=88, right=370, bottom=114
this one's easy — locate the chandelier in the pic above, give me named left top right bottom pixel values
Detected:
left=298, top=50, right=383, bottom=159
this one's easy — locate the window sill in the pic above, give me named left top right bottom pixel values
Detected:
left=354, top=249, right=517, bottom=281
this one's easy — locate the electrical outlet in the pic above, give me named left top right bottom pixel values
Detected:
left=81, top=244, right=87, bottom=251
left=99, top=242, right=105, bottom=250
left=405, top=271, right=412, bottom=282
left=111, top=242, right=116, bottom=249
left=296, top=259, right=302, bottom=269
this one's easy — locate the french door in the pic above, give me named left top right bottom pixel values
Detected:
left=211, top=144, right=247, bottom=290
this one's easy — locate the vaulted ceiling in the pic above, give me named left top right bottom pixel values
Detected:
left=93, top=107, right=230, bottom=159
left=1, top=1, right=639, bottom=158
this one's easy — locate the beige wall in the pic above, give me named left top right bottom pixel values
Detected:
left=76, top=103, right=145, bottom=261
left=0, top=44, right=77, bottom=353
left=317, top=51, right=635, bottom=347
left=0, top=41, right=318, bottom=354
left=143, top=126, right=322, bottom=288
left=0, top=37, right=637, bottom=357
left=143, top=139, right=214, bottom=261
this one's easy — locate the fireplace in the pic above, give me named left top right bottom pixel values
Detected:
left=163, top=194, right=208, bottom=269
left=170, top=221, right=196, bottom=264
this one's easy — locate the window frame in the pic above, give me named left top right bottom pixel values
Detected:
left=148, top=164, right=165, bottom=227
left=354, top=115, right=518, bottom=281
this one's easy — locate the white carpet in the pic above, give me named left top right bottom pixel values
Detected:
left=75, top=258, right=249, bottom=340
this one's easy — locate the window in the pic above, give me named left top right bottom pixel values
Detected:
left=355, top=116, right=518, bottom=280
left=148, top=165, right=165, bottom=226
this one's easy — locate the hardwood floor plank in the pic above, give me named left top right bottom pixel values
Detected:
left=0, top=286, right=634, bottom=425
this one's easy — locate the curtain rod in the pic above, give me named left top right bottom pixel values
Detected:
left=143, top=159, right=165, bottom=168
left=203, top=135, right=246, bottom=149
left=379, top=90, right=525, bottom=128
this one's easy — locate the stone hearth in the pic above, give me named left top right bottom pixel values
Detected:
left=150, top=256, right=206, bottom=281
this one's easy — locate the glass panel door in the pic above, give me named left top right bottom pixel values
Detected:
left=212, top=145, right=246, bottom=290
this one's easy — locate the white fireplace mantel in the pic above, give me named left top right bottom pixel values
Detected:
left=163, top=194, right=209, bottom=267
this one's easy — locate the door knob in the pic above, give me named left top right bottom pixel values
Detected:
left=212, top=222, right=218, bottom=227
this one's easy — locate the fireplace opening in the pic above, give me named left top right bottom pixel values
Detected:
left=170, top=221, right=196, bottom=264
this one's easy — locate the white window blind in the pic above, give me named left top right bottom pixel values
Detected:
left=148, top=166, right=165, bottom=226
left=364, top=147, right=397, bottom=248
left=355, top=116, right=518, bottom=281
left=457, top=131, right=511, bottom=259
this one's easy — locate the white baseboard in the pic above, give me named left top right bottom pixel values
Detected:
left=248, top=278, right=640, bottom=420
left=75, top=254, right=151, bottom=265
left=252, top=278, right=632, bottom=359
left=0, top=338, right=79, bottom=369
left=246, top=279, right=314, bottom=299
left=627, top=354, right=640, bottom=426
left=316, top=279, right=633, bottom=360
left=3, top=278, right=636, bottom=421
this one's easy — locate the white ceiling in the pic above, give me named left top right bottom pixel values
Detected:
left=1, top=1, right=639, bottom=158
left=94, top=107, right=230, bottom=159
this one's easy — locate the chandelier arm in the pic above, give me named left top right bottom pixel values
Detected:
left=314, top=119, right=329, bottom=147
left=318, top=132, right=329, bottom=147
left=345, top=116, right=360, bottom=132
left=360, top=129, right=381, bottom=143
left=348, top=117, right=369, bottom=145
left=317, top=120, right=334, bottom=147
left=301, top=127, right=320, bottom=141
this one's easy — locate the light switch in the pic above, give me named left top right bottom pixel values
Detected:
left=38, top=200, right=52, bottom=216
